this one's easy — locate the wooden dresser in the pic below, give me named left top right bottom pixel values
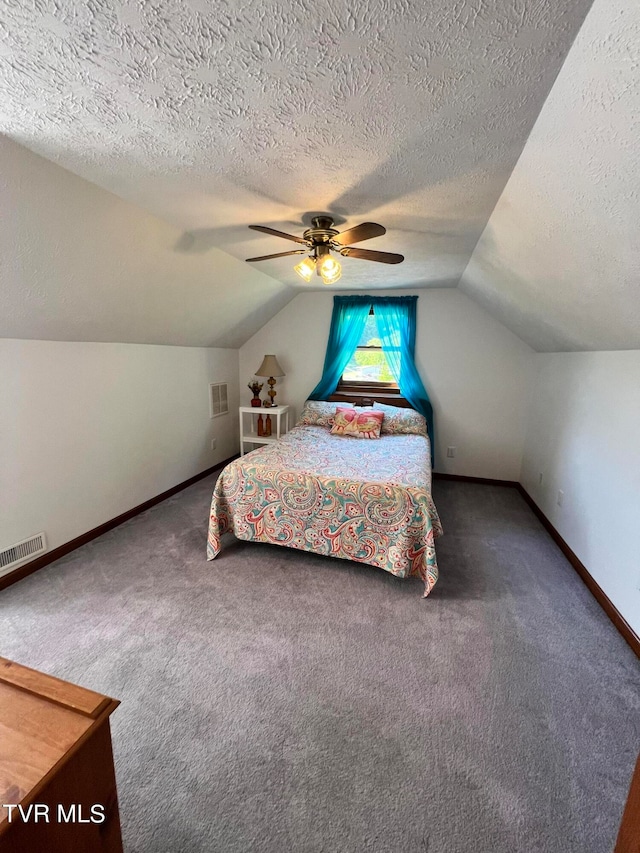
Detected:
left=0, top=657, right=123, bottom=853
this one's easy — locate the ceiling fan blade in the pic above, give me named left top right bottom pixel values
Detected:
left=332, top=222, right=386, bottom=246
left=340, top=246, right=404, bottom=264
left=249, top=225, right=307, bottom=244
left=246, top=250, right=307, bottom=262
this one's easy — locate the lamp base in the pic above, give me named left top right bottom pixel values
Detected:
left=267, top=376, right=277, bottom=407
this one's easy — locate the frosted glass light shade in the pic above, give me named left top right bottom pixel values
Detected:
left=294, top=257, right=316, bottom=281
left=319, top=255, right=342, bottom=284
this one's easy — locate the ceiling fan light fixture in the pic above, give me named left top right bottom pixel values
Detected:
left=319, top=254, right=342, bottom=284
left=294, top=256, right=317, bottom=282
left=248, top=217, right=403, bottom=280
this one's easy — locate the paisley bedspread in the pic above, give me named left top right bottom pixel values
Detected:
left=207, top=425, right=443, bottom=596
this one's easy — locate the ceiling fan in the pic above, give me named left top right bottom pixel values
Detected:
left=245, top=216, right=404, bottom=284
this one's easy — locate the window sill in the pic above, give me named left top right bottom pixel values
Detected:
left=331, top=385, right=409, bottom=409
left=337, top=382, right=400, bottom=394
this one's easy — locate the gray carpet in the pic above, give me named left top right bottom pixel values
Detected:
left=1, top=477, right=638, bottom=853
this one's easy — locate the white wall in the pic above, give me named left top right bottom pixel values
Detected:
left=239, top=289, right=534, bottom=480
left=521, top=351, right=640, bottom=633
left=460, top=0, right=640, bottom=352
left=0, top=136, right=293, bottom=349
left=0, top=137, right=247, bottom=567
left=0, top=339, right=239, bottom=555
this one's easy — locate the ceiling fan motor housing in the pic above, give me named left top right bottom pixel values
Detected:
left=303, top=216, right=339, bottom=245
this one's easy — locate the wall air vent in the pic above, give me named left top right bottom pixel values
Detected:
left=209, top=382, right=229, bottom=418
left=0, top=532, right=47, bottom=577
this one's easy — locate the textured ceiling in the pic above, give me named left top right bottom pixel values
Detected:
left=0, top=0, right=594, bottom=301
left=461, top=0, right=640, bottom=351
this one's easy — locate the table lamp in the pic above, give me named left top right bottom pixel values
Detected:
left=255, top=355, right=285, bottom=407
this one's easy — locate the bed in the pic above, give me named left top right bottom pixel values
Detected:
left=207, top=396, right=443, bottom=596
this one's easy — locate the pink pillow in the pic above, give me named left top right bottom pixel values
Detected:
left=330, top=407, right=383, bottom=439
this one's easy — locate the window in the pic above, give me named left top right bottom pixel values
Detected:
left=309, top=294, right=433, bottom=462
left=340, top=308, right=398, bottom=389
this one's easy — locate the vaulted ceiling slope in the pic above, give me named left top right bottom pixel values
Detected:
left=0, top=136, right=292, bottom=348
left=0, top=0, right=593, bottom=308
left=461, top=0, right=640, bottom=352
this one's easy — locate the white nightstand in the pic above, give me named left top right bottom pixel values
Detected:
left=239, top=405, right=290, bottom=456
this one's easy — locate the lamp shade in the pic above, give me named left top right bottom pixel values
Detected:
left=255, top=354, right=285, bottom=377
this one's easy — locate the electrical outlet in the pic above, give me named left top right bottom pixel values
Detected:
left=539, top=472, right=543, bottom=485
left=210, top=438, right=217, bottom=450
left=446, top=446, right=456, bottom=458
left=557, top=489, right=564, bottom=507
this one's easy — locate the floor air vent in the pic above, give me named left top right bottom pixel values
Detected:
left=0, top=533, right=47, bottom=577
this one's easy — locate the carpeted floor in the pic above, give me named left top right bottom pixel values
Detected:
left=1, top=477, right=638, bottom=852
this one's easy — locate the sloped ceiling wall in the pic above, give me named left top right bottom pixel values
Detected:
left=0, top=0, right=593, bottom=308
left=1, top=0, right=635, bottom=351
left=0, top=136, right=292, bottom=348
left=460, top=0, right=640, bottom=352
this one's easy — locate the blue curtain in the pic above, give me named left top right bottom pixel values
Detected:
left=371, top=296, right=434, bottom=466
left=309, top=294, right=435, bottom=466
left=308, top=296, right=371, bottom=401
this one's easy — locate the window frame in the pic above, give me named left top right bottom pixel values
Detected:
left=338, top=307, right=400, bottom=394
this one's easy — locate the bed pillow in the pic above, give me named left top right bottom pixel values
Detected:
left=373, top=402, right=428, bottom=436
left=330, top=407, right=384, bottom=439
left=296, top=400, right=374, bottom=428
left=296, top=400, right=338, bottom=428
